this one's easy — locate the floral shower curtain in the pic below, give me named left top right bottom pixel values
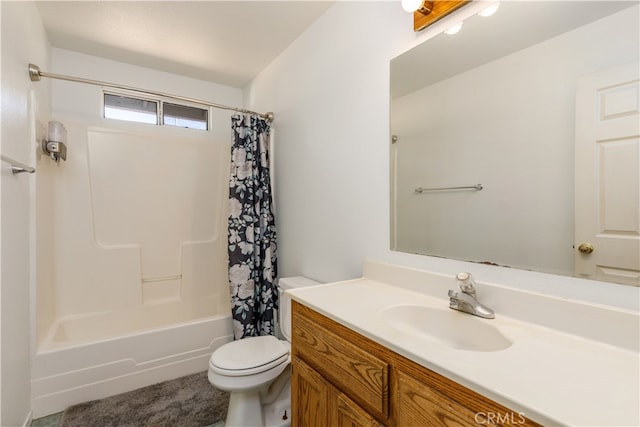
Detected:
left=228, top=113, right=278, bottom=340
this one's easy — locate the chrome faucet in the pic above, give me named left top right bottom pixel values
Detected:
left=448, top=272, right=495, bottom=319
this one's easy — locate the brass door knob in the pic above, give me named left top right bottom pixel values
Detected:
left=578, top=243, right=594, bottom=254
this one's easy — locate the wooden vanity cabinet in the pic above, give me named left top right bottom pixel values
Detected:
left=291, top=301, right=542, bottom=427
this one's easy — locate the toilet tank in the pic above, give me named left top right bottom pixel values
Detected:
left=277, top=276, right=321, bottom=342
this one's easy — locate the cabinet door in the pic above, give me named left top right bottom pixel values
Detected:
left=292, top=357, right=330, bottom=427
left=331, top=389, right=383, bottom=427
left=293, top=356, right=383, bottom=427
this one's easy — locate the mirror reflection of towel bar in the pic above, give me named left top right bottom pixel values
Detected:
left=415, top=184, right=482, bottom=193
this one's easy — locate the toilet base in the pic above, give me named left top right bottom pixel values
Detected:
left=221, top=368, right=291, bottom=427
left=262, top=375, right=291, bottom=427
left=226, top=389, right=264, bottom=427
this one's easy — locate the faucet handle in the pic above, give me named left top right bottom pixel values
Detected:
left=456, top=272, right=471, bottom=281
left=456, top=272, right=476, bottom=295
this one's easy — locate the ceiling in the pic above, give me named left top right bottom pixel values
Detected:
left=36, top=1, right=334, bottom=88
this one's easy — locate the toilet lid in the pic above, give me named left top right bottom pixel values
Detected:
left=211, top=335, right=289, bottom=371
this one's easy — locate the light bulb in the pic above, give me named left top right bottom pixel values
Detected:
left=401, top=0, right=423, bottom=13
left=478, top=2, right=500, bottom=17
left=444, top=22, right=463, bottom=35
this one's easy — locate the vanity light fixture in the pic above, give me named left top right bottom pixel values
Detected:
left=404, top=0, right=469, bottom=32
left=478, top=1, right=500, bottom=17
left=401, top=0, right=434, bottom=14
left=444, top=21, right=463, bottom=35
left=42, top=121, right=68, bottom=164
left=440, top=1, right=499, bottom=36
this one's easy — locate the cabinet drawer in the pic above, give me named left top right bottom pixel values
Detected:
left=397, top=370, right=481, bottom=426
left=395, top=368, right=542, bottom=427
left=292, top=303, right=389, bottom=419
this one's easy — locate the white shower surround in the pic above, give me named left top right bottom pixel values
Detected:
left=32, top=121, right=234, bottom=417
left=31, top=49, right=245, bottom=418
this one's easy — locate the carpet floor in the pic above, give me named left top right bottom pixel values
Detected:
left=59, top=371, right=229, bottom=427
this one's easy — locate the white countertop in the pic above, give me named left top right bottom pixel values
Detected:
left=287, top=271, right=640, bottom=426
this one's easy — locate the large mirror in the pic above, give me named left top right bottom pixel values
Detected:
left=390, top=1, right=640, bottom=285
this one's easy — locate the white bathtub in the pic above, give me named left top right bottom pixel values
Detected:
left=31, top=307, right=233, bottom=418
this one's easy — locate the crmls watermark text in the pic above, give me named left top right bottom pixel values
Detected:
left=475, top=411, right=527, bottom=425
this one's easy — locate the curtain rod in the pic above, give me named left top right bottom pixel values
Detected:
left=28, top=64, right=274, bottom=122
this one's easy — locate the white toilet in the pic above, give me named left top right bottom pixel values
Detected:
left=208, top=276, right=320, bottom=427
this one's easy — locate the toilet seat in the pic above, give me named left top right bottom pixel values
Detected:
left=210, top=335, right=290, bottom=377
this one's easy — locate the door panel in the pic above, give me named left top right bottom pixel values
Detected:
left=291, top=357, right=330, bottom=427
left=575, top=63, right=640, bottom=285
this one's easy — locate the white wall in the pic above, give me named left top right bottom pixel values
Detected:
left=246, top=1, right=414, bottom=283
left=246, top=2, right=639, bottom=310
left=0, top=2, right=50, bottom=426
left=392, top=7, right=639, bottom=276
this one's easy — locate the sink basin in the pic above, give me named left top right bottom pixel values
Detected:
left=380, top=304, right=513, bottom=352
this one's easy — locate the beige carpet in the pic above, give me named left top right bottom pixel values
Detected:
left=60, top=371, right=229, bottom=427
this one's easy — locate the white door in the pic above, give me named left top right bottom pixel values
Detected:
left=390, top=135, right=398, bottom=250
left=574, top=62, right=640, bottom=286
